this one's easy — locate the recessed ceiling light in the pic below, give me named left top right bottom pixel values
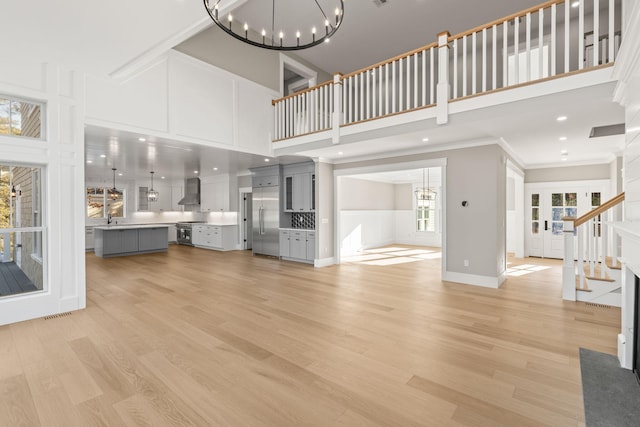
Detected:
left=213, top=167, right=218, bottom=171
left=559, top=137, right=567, bottom=141
left=194, top=170, right=199, bottom=174
left=100, top=154, right=106, bottom=158
left=561, top=149, right=568, bottom=154
left=138, top=137, right=146, bottom=142
left=161, top=176, right=165, bottom=179
left=557, top=116, right=568, bottom=122
left=118, top=173, right=123, bottom=176
left=571, top=1, right=580, bottom=7
left=338, top=151, right=343, bottom=155
left=86, top=160, right=93, bottom=164
left=422, top=137, right=429, bottom=142
left=264, top=158, right=270, bottom=162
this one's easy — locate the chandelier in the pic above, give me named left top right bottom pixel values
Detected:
left=147, top=171, right=159, bottom=202
left=108, top=168, right=120, bottom=200
left=415, top=168, right=437, bottom=204
left=203, top=0, right=345, bottom=51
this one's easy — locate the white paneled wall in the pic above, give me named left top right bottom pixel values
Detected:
left=85, top=51, right=277, bottom=156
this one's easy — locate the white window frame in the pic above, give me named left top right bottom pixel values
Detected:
left=0, top=94, right=46, bottom=141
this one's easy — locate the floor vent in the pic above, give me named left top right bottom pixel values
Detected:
left=43, top=312, right=73, bottom=320
left=585, top=302, right=614, bottom=309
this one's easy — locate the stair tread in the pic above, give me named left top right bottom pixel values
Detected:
left=585, top=275, right=616, bottom=283
left=576, top=286, right=592, bottom=292
left=605, top=256, right=622, bottom=270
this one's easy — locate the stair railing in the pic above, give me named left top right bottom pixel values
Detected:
left=562, top=192, right=625, bottom=300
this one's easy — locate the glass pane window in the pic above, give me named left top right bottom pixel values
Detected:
left=552, top=208, right=564, bottom=221
left=416, top=199, right=435, bottom=232
left=591, top=192, right=601, bottom=207
left=532, top=207, right=539, bottom=221
left=86, top=187, right=125, bottom=219
left=565, top=192, right=577, bottom=206
left=0, top=95, right=43, bottom=139
left=552, top=193, right=562, bottom=206
left=552, top=222, right=564, bottom=235
left=531, top=194, right=539, bottom=207
left=532, top=222, right=539, bottom=234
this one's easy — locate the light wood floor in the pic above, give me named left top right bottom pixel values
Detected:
left=0, top=245, right=620, bottom=426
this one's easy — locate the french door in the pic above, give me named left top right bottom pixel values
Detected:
left=526, top=182, right=607, bottom=259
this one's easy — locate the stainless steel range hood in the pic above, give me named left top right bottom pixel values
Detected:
left=178, top=178, right=200, bottom=205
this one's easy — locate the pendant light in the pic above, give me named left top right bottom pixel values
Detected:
left=147, top=171, right=159, bottom=202
left=109, top=167, right=119, bottom=200
left=415, top=168, right=437, bottom=204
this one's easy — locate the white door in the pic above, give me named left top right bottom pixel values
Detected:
left=526, top=182, right=608, bottom=259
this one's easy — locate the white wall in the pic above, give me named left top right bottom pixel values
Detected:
left=85, top=50, right=277, bottom=157
left=0, top=59, right=86, bottom=325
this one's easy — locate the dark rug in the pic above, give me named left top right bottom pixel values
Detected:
left=580, top=348, right=640, bottom=427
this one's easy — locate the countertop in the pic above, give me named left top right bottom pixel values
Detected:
left=279, top=228, right=315, bottom=231
left=94, top=224, right=170, bottom=231
left=196, top=223, right=237, bottom=227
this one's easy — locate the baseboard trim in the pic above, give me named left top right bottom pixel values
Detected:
left=442, top=271, right=503, bottom=289
left=315, top=257, right=336, bottom=268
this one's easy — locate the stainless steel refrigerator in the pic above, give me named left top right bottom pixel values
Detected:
left=252, top=186, right=280, bottom=256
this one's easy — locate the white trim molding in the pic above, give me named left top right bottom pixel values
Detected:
left=442, top=271, right=505, bottom=289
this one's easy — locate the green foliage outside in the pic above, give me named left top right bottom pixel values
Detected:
left=0, top=173, right=11, bottom=228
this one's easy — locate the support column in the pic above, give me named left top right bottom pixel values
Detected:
left=436, top=31, right=451, bottom=125
left=332, top=73, right=343, bottom=144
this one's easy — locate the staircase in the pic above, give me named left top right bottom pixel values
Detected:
left=563, top=192, right=625, bottom=306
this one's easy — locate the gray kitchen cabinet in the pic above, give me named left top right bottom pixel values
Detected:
left=138, top=228, right=169, bottom=252
left=101, top=229, right=139, bottom=255
left=289, top=230, right=307, bottom=260
left=306, top=231, right=315, bottom=262
left=279, top=230, right=290, bottom=257
left=284, top=173, right=313, bottom=212
left=252, top=174, right=279, bottom=187
left=94, top=225, right=169, bottom=258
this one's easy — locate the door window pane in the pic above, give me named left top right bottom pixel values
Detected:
left=532, top=207, right=539, bottom=220
left=552, top=222, right=563, bottom=235
left=552, top=208, right=564, bottom=221
left=565, top=193, right=577, bottom=206
left=565, top=207, right=577, bottom=218
left=532, top=222, right=539, bottom=234
left=591, top=192, right=601, bottom=206
left=552, top=193, right=562, bottom=206
left=532, top=194, right=539, bottom=207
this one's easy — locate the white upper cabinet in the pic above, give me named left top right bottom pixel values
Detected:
left=283, top=162, right=315, bottom=212
left=200, top=174, right=230, bottom=212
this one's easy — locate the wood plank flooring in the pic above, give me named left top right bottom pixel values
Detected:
left=0, top=245, right=621, bottom=426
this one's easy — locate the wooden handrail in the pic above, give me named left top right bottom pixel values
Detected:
left=574, top=192, right=625, bottom=227
left=272, top=79, right=335, bottom=105
left=448, top=0, right=564, bottom=42
left=340, top=41, right=438, bottom=80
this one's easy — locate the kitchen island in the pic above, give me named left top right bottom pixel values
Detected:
left=94, top=224, right=169, bottom=258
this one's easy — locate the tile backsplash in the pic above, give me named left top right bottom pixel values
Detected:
left=291, top=212, right=315, bottom=229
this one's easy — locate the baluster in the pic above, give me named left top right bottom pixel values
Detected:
left=551, top=4, right=557, bottom=76
left=463, top=35, right=468, bottom=96
left=321, top=86, right=326, bottom=130
left=601, top=210, right=608, bottom=278
left=608, top=0, right=615, bottom=62
left=366, top=67, right=371, bottom=120
left=304, top=92, right=309, bottom=133
left=539, top=8, right=544, bottom=79
left=578, top=224, right=585, bottom=288
left=589, top=218, right=595, bottom=277
left=274, top=102, right=279, bottom=140
left=372, top=68, right=377, bottom=119
left=399, top=58, right=404, bottom=111
left=422, top=50, right=427, bottom=106
left=472, top=32, right=477, bottom=94
left=565, top=0, right=571, bottom=73
left=392, top=61, right=397, bottom=113
left=360, top=71, right=365, bottom=121
left=328, top=84, right=333, bottom=128
left=453, top=39, right=458, bottom=98
left=406, top=56, right=411, bottom=109
left=378, top=66, right=383, bottom=117
left=503, top=22, right=508, bottom=88
left=384, top=63, right=389, bottom=115
left=413, top=52, right=418, bottom=109
left=430, top=47, right=435, bottom=105
left=579, top=0, right=584, bottom=69
left=514, top=17, right=520, bottom=85
left=492, top=25, right=497, bottom=90
left=593, top=0, right=600, bottom=66
left=482, top=28, right=487, bottom=93
left=345, top=77, right=351, bottom=125
left=526, top=12, right=531, bottom=83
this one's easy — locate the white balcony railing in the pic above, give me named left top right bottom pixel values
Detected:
left=273, top=0, right=622, bottom=142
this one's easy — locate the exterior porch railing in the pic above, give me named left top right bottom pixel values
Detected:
left=272, top=0, right=622, bottom=142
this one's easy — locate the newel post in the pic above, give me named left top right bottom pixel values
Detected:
left=332, top=73, right=343, bottom=144
left=436, top=31, right=450, bottom=125
left=562, top=217, right=576, bottom=301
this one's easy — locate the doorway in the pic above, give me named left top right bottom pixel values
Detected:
left=280, top=55, right=317, bottom=96
left=525, top=180, right=608, bottom=258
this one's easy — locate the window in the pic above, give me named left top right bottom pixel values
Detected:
left=0, top=95, right=44, bottom=139
left=87, top=187, right=125, bottom=218
left=417, top=198, right=436, bottom=232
